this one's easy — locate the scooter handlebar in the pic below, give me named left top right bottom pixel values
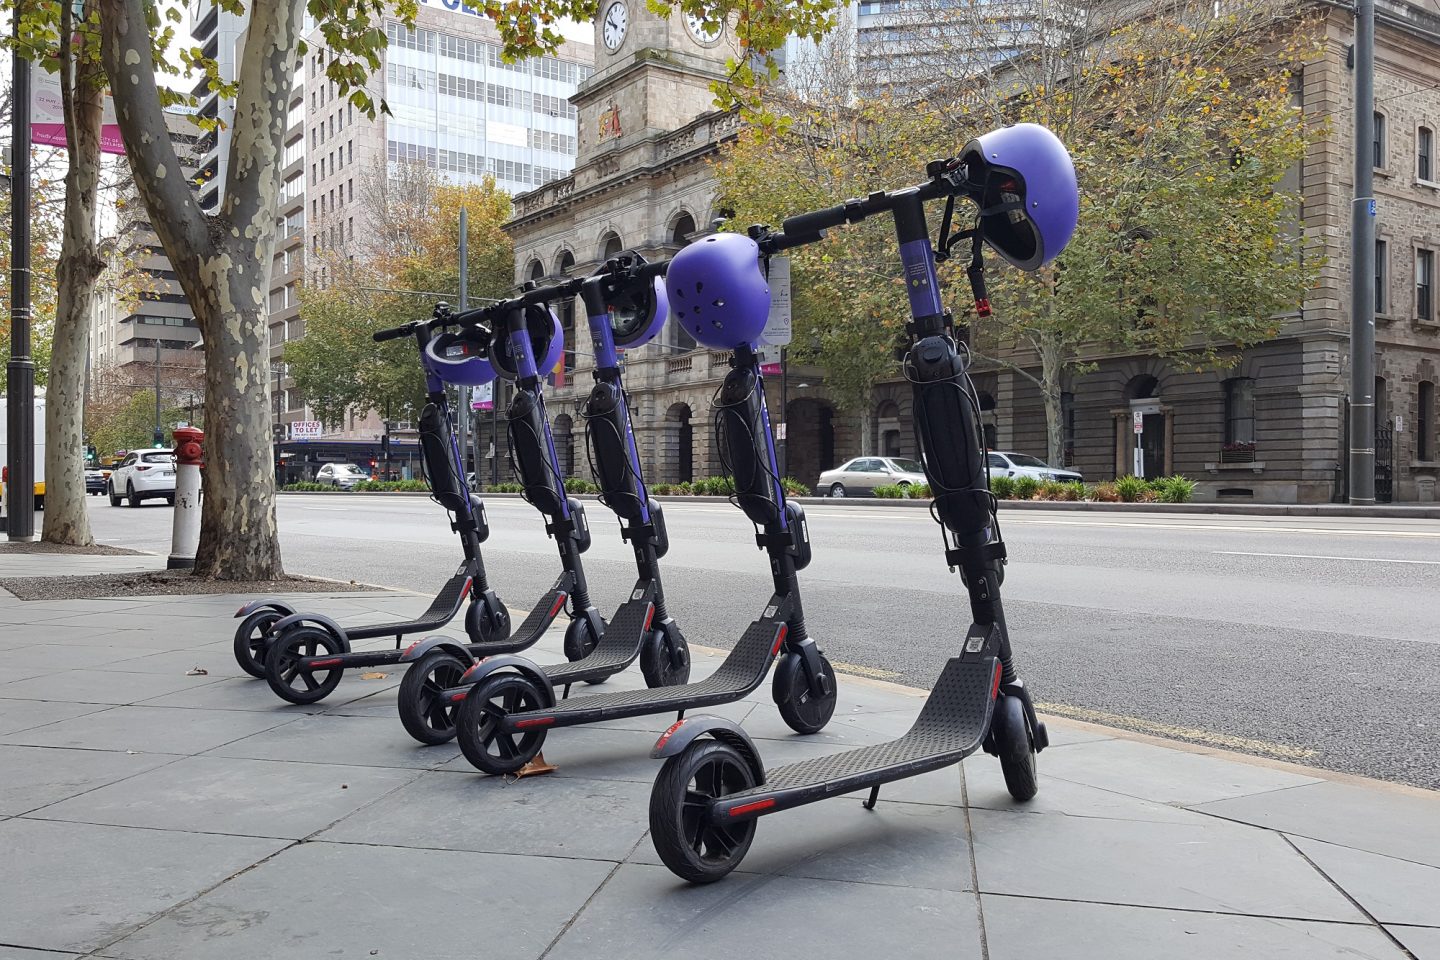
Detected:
left=372, top=322, right=420, bottom=343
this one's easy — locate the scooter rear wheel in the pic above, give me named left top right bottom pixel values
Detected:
left=650, top=739, right=758, bottom=883
left=264, top=626, right=346, bottom=705
left=776, top=653, right=838, bottom=735
left=992, top=693, right=1039, bottom=801
left=455, top=673, right=548, bottom=774
left=233, top=610, right=283, bottom=679
left=398, top=651, right=470, bottom=745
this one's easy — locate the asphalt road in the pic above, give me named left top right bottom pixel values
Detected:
left=84, top=493, right=1440, bottom=789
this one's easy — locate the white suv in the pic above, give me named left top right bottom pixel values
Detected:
left=316, top=462, right=370, bottom=489
left=108, top=449, right=178, bottom=507
left=987, top=451, right=1083, bottom=483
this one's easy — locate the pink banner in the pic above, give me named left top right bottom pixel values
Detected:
left=760, top=363, right=782, bottom=376
left=32, top=122, right=128, bottom=155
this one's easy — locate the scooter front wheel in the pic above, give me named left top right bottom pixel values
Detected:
left=264, top=626, right=346, bottom=705
left=776, top=653, right=838, bottom=735
left=398, top=651, right=470, bottom=745
left=640, top=623, right=691, bottom=688
left=649, top=739, right=758, bottom=883
left=455, top=673, right=548, bottom=774
left=992, top=693, right=1039, bottom=801
left=465, top=596, right=511, bottom=645
left=233, top=610, right=283, bottom=678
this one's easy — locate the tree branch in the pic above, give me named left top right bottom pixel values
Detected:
left=970, top=347, right=1046, bottom=392
left=99, top=0, right=210, bottom=260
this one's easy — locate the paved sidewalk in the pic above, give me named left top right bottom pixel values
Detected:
left=1, top=552, right=1437, bottom=959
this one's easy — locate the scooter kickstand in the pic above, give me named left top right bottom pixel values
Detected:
left=562, top=683, right=572, bottom=700
left=862, top=785, right=881, bottom=810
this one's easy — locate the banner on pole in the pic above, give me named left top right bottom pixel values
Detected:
left=472, top=382, right=494, bottom=411
left=760, top=257, right=792, bottom=346
left=31, top=72, right=126, bottom=155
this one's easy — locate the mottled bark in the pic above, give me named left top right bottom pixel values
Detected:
left=100, top=0, right=300, bottom=578
left=43, top=0, right=105, bottom=547
left=1038, top=338, right=1065, bottom=468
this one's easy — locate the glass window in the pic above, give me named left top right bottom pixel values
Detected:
left=1419, top=249, right=1434, bottom=321
left=987, top=453, right=1008, bottom=469
left=1376, top=239, right=1387, bottom=314
left=1419, top=381, right=1435, bottom=461
left=1224, top=377, right=1255, bottom=445
left=1006, top=454, right=1049, bottom=468
left=1421, top=126, right=1434, bottom=181
left=1374, top=111, right=1385, bottom=168
left=888, top=458, right=924, bottom=474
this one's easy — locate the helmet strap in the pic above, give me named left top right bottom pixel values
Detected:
left=967, top=232, right=991, bottom=319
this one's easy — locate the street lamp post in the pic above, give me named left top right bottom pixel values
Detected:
left=6, top=37, right=37, bottom=541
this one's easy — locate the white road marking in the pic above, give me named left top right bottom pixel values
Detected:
left=1214, top=551, right=1440, bottom=565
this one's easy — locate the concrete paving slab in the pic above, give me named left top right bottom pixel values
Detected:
left=0, top=744, right=175, bottom=815
left=31, top=755, right=418, bottom=839
left=1387, top=925, right=1440, bottom=960
left=1, top=705, right=295, bottom=754
left=1039, top=736, right=1322, bottom=805
left=1193, top=781, right=1440, bottom=868
left=0, top=696, right=109, bottom=735
left=628, top=796, right=975, bottom=891
left=100, top=841, right=613, bottom=960
left=969, top=808, right=1367, bottom=922
left=0, top=818, right=286, bottom=954
left=139, top=675, right=398, bottom=711
left=962, top=758, right=1211, bottom=824
left=105, top=649, right=256, bottom=678
left=0, top=949, right=81, bottom=960
left=205, top=714, right=459, bottom=769
left=1289, top=836, right=1440, bottom=927
left=0, top=643, right=173, bottom=671
left=0, top=663, right=55, bottom=684
left=0, top=668, right=226, bottom=705
left=320, top=769, right=652, bottom=861
left=544, top=863, right=982, bottom=960
left=981, top=895, right=1407, bottom=960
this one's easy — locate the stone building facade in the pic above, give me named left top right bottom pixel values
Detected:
left=508, top=0, right=1440, bottom=501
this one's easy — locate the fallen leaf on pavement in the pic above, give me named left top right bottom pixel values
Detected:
left=361, top=672, right=387, bottom=680
left=186, top=667, right=208, bottom=676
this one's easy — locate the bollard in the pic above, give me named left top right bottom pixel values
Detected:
left=168, top=427, right=204, bottom=570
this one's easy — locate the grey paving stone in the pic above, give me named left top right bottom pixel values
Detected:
left=1387, top=925, right=1440, bottom=960
left=139, top=675, right=398, bottom=711
left=982, top=895, right=1407, bottom=960
left=545, top=863, right=982, bottom=960
left=1290, top=836, right=1440, bottom=926
left=0, top=697, right=109, bottom=735
left=0, top=818, right=286, bottom=954
left=1, top=705, right=295, bottom=755
left=0, top=668, right=226, bottom=705
left=0, top=948, right=81, bottom=959
left=321, top=769, right=652, bottom=860
left=32, top=755, right=418, bottom=839
left=106, top=649, right=256, bottom=678
left=205, top=713, right=458, bottom=769
left=962, top=758, right=1211, bottom=824
left=0, top=744, right=175, bottom=815
left=102, top=840, right=612, bottom=960
left=628, top=795, right=975, bottom=891
left=0, top=663, right=55, bottom=684
left=1038, top=737, right=1322, bottom=805
left=1193, top=781, right=1440, bottom=868
left=0, top=644, right=170, bottom=671
left=969, top=808, right=1366, bottom=922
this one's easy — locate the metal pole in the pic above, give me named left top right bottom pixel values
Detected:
left=1349, top=0, right=1377, bottom=504
left=6, top=37, right=37, bottom=541
left=153, top=338, right=164, bottom=447
left=779, top=347, right=788, bottom=478
left=491, top=381, right=500, bottom=486
left=457, top=208, right=472, bottom=485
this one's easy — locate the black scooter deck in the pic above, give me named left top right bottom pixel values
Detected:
left=498, top=615, right=786, bottom=731
left=344, top=570, right=473, bottom=642
left=545, top=587, right=654, bottom=686
left=712, top=656, right=1000, bottom=821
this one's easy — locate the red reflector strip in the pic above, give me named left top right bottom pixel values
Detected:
left=643, top=604, right=655, bottom=633
left=548, top=593, right=568, bottom=618
left=403, top=640, right=422, bottom=658
left=655, top=719, right=685, bottom=749
left=728, top=798, right=776, bottom=818
left=450, top=691, right=468, bottom=703
left=515, top=717, right=555, bottom=729
left=990, top=662, right=1003, bottom=699
left=975, top=298, right=992, bottom=317
left=310, top=658, right=344, bottom=669
left=769, top=624, right=789, bottom=657
left=461, top=578, right=473, bottom=601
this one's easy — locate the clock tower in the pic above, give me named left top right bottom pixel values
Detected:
left=573, top=1, right=741, bottom=164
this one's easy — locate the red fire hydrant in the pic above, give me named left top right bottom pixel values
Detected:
left=168, top=427, right=204, bottom=569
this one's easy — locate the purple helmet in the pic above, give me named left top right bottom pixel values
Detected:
left=610, top=275, right=669, bottom=349
left=959, top=123, right=1078, bottom=271
left=490, top=305, right=564, bottom=380
left=666, top=233, right=770, bottom=350
left=423, top=332, right=496, bottom=386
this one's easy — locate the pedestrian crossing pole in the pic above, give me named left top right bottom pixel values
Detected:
left=1348, top=0, right=1377, bottom=504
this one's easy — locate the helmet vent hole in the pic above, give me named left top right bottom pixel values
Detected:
left=713, top=298, right=725, bottom=307
left=711, top=320, right=723, bottom=329
left=696, top=281, right=704, bottom=292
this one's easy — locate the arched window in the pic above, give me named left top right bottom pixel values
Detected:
left=600, top=232, right=623, bottom=260
left=671, top=213, right=696, bottom=245
left=527, top=259, right=544, bottom=283
left=1419, top=380, right=1435, bottom=461
left=1223, top=377, right=1255, bottom=445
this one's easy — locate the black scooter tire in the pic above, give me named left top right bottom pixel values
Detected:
left=455, top=673, right=548, bottom=774
left=232, top=610, right=282, bottom=679
left=640, top=625, right=691, bottom=688
left=465, top=597, right=511, bottom=645
left=650, top=739, right=758, bottom=883
left=398, top=651, right=470, bottom=745
left=992, top=693, right=1039, bottom=801
left=264, top=626, right=346, bottom=705
left=776, top=653, right=838, bottom=735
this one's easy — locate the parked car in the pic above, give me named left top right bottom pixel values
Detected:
left=108, top=449, right=177, bottom=507
left=987, top=451, right=1083, bottom=483
left=818, top=457, right=928, bottom=497
left=316, top=463, right=371, bottom=489
left=84, top=468, right=109, bottom=495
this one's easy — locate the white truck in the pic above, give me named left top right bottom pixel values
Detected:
left=0, top=390, right=47, bottom=517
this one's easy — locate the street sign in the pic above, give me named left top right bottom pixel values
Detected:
left=776, top=422, right=787, bottom=440
left=472, top=382, right=494, bottom=411
left=1395, top=415, right=1404, bottom=432
left=758, top=344, right=782, bottom=377
left=761, top=256, right=792, bottom=346
left=290, top=420, right=322, bottom=440
left=1132, top=411, right=1144, bottom=434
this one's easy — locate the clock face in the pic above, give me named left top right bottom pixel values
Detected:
left=684, top=11, right=721, bottom=44
left=602, top=0, right=629, bottom=50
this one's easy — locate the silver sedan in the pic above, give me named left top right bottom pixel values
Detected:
left=817, top=457, right=928, bottom=497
